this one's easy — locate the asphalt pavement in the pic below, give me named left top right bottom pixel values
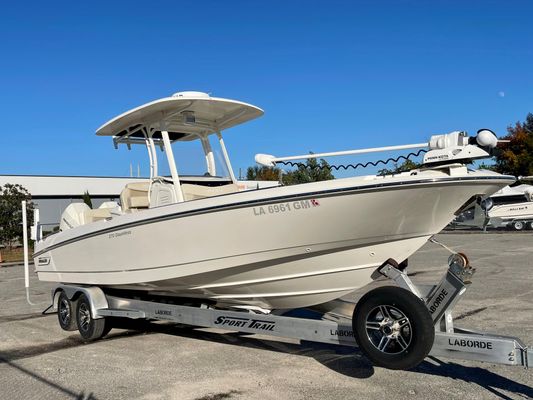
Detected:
left=0, top=233, right=532, bottom=400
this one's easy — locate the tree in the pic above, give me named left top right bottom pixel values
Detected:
left=83, top=191, right=93, bottom=208
left=282, top=157, right=335, bottom=185
left=246, top=157, right=335, bottom=185
left=0, top=184, right=34, bottom=250
left=378, top=159, right=421, bottom=176
left=246, top=165, right=282, bottom=181
left=493, top=113, right=533, bottom=177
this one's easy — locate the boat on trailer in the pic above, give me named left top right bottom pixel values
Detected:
left=453, top=184, right=533, bottom=231
left=486, top=184, right=533, bottom=230
left=29, top=91, right=532, bottom=370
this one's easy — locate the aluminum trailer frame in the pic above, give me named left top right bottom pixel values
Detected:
left=51, top=254, right=531, bottom=369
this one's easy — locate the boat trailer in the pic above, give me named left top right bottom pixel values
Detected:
left=49, top=252, right=530, bottom=370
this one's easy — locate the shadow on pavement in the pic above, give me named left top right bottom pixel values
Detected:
left=147, top=321, right=533, bottom=398
left=112, top=319, right=377, bottom=379
left=0, top=329, right=143, bottom=363
left=0, top=356, right=97, bottom=400
left=0, top=312, right=51, bottom=324
left=414, top=357, right=533, bottom=400
left=2, top=318, right=531, bottom=399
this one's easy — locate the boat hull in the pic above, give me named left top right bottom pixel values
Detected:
left=34, top=173, right=513, bottom=309
left=489, top=202, right=533, bottom=226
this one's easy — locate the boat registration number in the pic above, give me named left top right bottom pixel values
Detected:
left=253, top=199, right=320, bottom=216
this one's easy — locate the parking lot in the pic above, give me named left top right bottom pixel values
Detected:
left=1, top=232, right=532, bottom=400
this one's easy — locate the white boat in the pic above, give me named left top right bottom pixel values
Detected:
left=486, top=184, right=533, bottom=230
left=453, top=184, right=533, bottom=230
left=33, top=91, right=515, bottom=310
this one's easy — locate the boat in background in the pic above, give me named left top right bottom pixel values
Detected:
left=486, top=184, right=533, bottom=230
left=453, top=184, right=533, bottom=231
left=32, top=91, right=515, bottom=310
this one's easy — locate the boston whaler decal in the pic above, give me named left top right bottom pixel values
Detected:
left=214, top=316, right=276, bottom=331
left=253, top=199, right=320, bottom=216
left=509, top=206, right=528, bottom=211
left=37, top=257, right=51, bottom=266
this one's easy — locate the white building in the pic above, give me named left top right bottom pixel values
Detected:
left=0, top=175, right=147, bottom=231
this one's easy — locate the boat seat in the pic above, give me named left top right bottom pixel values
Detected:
left=181, top=183, right=239, bottom=201
left=83, top=202, right=122, bottom=223
left=83, top=208, right=112, bottom=224
left=121, top=181, right=238, bottom=211
left=120, top=182, right=151, bottom=212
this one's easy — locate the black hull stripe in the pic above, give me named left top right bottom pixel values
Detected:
left=34, top=175, right=514, bottom=257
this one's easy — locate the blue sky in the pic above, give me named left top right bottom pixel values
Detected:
left=1, top=1, right=532, bottom=178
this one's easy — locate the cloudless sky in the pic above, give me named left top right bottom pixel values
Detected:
left=1, top=1, right=532, bottom=178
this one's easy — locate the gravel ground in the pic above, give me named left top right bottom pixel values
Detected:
left=0, top=233, right=532, bottom=400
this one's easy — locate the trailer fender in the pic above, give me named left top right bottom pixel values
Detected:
left=51, top=284, right=108, bottom=319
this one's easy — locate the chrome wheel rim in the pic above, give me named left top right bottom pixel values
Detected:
left=79, top=303, right=91, bottom=332
left=59, top=298, right=70, bottom=325
left=365, top=305, right=412, bottom=354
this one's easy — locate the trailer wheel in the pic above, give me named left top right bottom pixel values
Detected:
left=352, top=286, right=434, bottom=370
left=511, top=221, right=525, bottom=231
left=528, top=221, right=533, bottom=230
left=76, top=293, right=107, bottom=341
left=57, top=291, right=78, bottom=331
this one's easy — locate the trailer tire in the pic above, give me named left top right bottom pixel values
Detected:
left=57, top=291, right=78, bottom=331
left=352, top=286, right=434, bottom=370
left=76, top=293, right=107, bottom=341
left=511, top=221, right=525, bottom=231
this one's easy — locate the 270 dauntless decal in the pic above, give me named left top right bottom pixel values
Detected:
left=253, top=199, right=320, bottom=216
left=214, top=316, right=275, bottom=331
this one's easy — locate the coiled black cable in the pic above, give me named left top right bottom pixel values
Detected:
left=277, top=149, right=428, bottom=171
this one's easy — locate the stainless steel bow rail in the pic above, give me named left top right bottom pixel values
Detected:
left=50, top=252, right=530, bottom=369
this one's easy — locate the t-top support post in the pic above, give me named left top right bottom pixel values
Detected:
left=161, top=129, right=185, bottom=203
left=217, top=131, right=236, bottom=183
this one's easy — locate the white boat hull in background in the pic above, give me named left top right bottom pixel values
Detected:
left=488, top=202, right=533, bottom=226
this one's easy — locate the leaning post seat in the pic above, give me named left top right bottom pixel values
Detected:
left=120, top=181, right=151, bottom=212
left=180, top=183, right=239, bottom=201
left=149, top=178, right=240, bottom=206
